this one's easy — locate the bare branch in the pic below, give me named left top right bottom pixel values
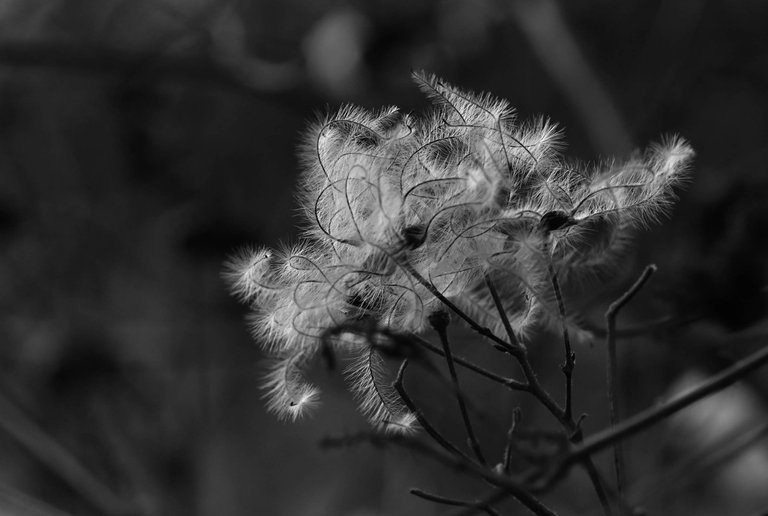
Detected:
left=394, top=360, right=470, bottom=461
left=570, top=342, right=768, bottom=464
left=410, top=488, right=502, bottom=516
left=604, top=264, right=657, bottom=511
left=547, top=262, right=575, bottom=421
left=412, top=334, right=528, bottom=390
left=430, top=312, right=488, bottom=465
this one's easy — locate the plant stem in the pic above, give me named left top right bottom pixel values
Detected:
left=483, top=273, right=522, bottom=349
left=570, top=342, right=768, bottom=464
left=408, top=261, right=612, bottom=514
left=481, top=274, right=567, bottom=422
left=585, top=314, right=701, bottom=339
left=321, top=432, right=559, bottom=516
left=403, top=262, right=522, bottom=355
left=484, top=269, right=612, bottom=515
left=604, top=264, right=656, bottom=512
left=454, top=490, right=513, bottom=516
left=547, top=262, right=575, bottom=422
left=430, top=312, right=488, bottom=465
left=412, top=334, right=528, bottom=390
left=569, top=428, right=614, bottom=516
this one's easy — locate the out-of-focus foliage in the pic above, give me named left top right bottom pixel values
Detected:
left=0, top=0, right=767, bottom=515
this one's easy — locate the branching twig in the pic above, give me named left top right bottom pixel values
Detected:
left=547, top=262, right=575, bottom=422
left=485, top=265, right=612, bottom=515
left=403, top=262, right=522, bottom=355
left=483, top=273, right=523, bottom=350
left=412, top=334, right=528, bottom=390
left=604, top=264, right=656, bottom=510
left=408, top=256, right=611, bottom=514
left=430, top=312, right=488, bottom=465
left=321, top=430, right=558, bottom=516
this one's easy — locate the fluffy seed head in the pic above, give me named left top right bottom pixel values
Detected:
left=226, top=71, right=694, bottom=425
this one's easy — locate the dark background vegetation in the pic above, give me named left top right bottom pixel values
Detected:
left=1, top=1, right=768, bottom=515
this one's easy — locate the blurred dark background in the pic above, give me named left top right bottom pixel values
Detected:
left=1, top=1, right=768, bottom=515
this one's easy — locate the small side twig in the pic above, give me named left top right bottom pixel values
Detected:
left=483, top=273, right=522, bottom=350
left=412, top=334, right=528, bottom=390
left=403, top=262, right=522, bottom=355
left=585, top=313, right=701, bottom=339
left=394, top=360, right=471, bottom=462
left=454, top=490, right=513, bottom=516
left=639, top=420, right=768, bottom=507
left=411, top=259, right=611, bottom=513
left=486, top=267, right=612, bottom=515
left=503, top=408, right=523, bottom=474
left=482, top=273, right=566, bottom=422
left=604, top=264, right=657, bottom=508
left=410, top=488, right=501, bottom=516
left=569, top=427, right=615, bottom=516
left=547, top=262, right=575, bottom=422
left=430, top=311, right=488, bottom=466
left=321, top=430, right=559, bottom=516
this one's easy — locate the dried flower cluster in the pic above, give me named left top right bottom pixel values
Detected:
left=225, top=71, right=693, bottom=427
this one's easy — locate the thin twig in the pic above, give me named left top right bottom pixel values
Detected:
left=518, top=357, right=568, bottom=424
left=547, top=262, right=575, bottom=421
left=481, top=273, right=566, bottom=422
left=569, top=427, right=615, bottom=516
left=430, top=312, right=488, bottom=465
left=485, top=266, right=612, bottom=515
left=454, top=490, right=513, bottom=516
left=503, top=408, right=523, bottom=474
left=585, top=313, right=701, bottom=339
left=483, top=273, right=522, bottom=349
left=394, top=360, right=471, bottom=461
left=412, top=334, right=528, bottom=390
left=410, top=260, right=611, bottom=514
left=321, top=431, right=558, bottom=516
left=569, top=342, right=768, bottom=464
left=410, top=488, right=501, bottom=516
left=403, top=262, right=522, bottom=355
left=604, top=264, right=656, bottom=509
